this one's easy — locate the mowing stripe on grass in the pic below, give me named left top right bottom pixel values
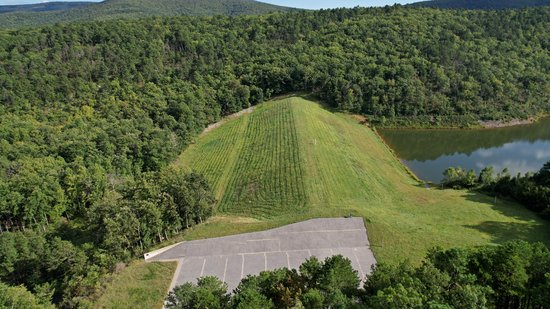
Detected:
left=176, top=113, right=249, bottom=201
left=218, top=100, right=306, bottom=217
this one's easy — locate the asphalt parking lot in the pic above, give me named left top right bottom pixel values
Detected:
left=145, top=217, right=377, bottom=292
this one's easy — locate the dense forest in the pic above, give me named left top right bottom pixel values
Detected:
left=165, top=241, right=550, bottom=308
left=0, top=0, right=290, bottom=29
left=0, top=6, right=549, bottom=306
left=442, top=160, right=550, bottom=220
left=410, top=0, right=550, bottom=9
left=0, top=168, right=215, bottom=307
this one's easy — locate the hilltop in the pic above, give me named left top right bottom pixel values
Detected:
left=0, top=0, right=290, bottom=28
left=410, top=0, right=550, bottom=9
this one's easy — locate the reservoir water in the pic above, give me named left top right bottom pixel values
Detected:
left=380, top=119, right=550, bottom=183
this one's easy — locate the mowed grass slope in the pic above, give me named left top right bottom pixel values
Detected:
left=177, top=96, right=550, bottom=263
left=179, top=100, right=306, bottom=218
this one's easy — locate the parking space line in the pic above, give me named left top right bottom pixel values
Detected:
left=240, top=254, right=244, bottom=279
left=264, top=252, right=267, bottom=271
left=307, top=249, right=312, bottom=257
left=352, top=248, right=365, bottom=278
left=247, top=238, right=278, bottom=242
left=200, top=258, right=206, bottom=277
left=240, top=248, right=346, bottom=255
left=222, top=257, right=228, bottom=282
left=280, top=229, right=364, bottom=235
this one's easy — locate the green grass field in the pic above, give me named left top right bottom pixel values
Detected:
left=99, top=95, right=550, bottom=306
left=179, top=99, right=307, bottom=217
left=94, top=261, right=176, bottom=309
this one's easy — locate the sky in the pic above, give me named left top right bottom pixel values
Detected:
left=0, top=0, right=416, bottom=8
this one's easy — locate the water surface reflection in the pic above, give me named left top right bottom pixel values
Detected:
left=380, top=119, right=550, bottom=183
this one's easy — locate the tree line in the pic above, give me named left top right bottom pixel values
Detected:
left=0, top=168, right=215, bottom=307
left=442, top=160, right=550, bottom=220
left=409, top=0, right=550, bottom=10
left=165, top=241, right=549, bottom=309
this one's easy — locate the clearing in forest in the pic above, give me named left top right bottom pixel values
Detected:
left=176, top=96, right=550, bottom=263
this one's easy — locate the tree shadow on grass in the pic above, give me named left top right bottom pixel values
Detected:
left=461, top=191, right=550, bottom=245
left=462, top=191, right=542, bottom=220
left=297, top=93, right=340, bottom=113
left=464, top=221, right=550, bottom=245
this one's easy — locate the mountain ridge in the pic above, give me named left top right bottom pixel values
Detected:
left=409, top=0, right=550, bottom=9
left=0, top=0, right=291, bottom=29
left=0, top=1, right=92, bottom=14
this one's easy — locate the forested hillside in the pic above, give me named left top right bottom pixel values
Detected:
left=0, top=0, right=290, bottom=29
left=410, top=0, right=550, bottom=9
left=0, top=2, right=91, bottom=14
left=0, top=6, right=549, bottom=306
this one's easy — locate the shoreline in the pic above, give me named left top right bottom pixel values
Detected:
left=376, top=115, right=548, bottom=131
left=368, top=126, right=423, bottom=184
left=478, top=118, right=535, bottom=128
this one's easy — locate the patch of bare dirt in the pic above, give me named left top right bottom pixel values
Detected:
left=350, top=114, right=368, bottom=124
left=202, top=106, right=255, bottom=135
left=208, top=215, right=261, bottom=224
left=479, top=118, right=534, bottom=128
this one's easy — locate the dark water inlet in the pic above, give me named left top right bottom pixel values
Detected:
left=380, top=119, right=550, bottom=183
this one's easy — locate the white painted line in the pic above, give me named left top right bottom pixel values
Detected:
left=222, top=257, right=228, bottom=282
left=239, top=248, right=357, bottom=255
left=307, top=249, right=312, bottom=257
left=200, top=258, right=206, bottom=277
left=330, top=249, right=334, bottom=255
left=247, top=238, right=278, bottom=242
left=279, top=229, right=365, bottom=235
left=352, top=248, right=365, bottom=278
left=240, top=254, right=245, bottom=279
left=264, top=252, right=267, bottom=271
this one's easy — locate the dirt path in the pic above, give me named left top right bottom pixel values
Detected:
left=201, top=106, right=256, bottom=135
